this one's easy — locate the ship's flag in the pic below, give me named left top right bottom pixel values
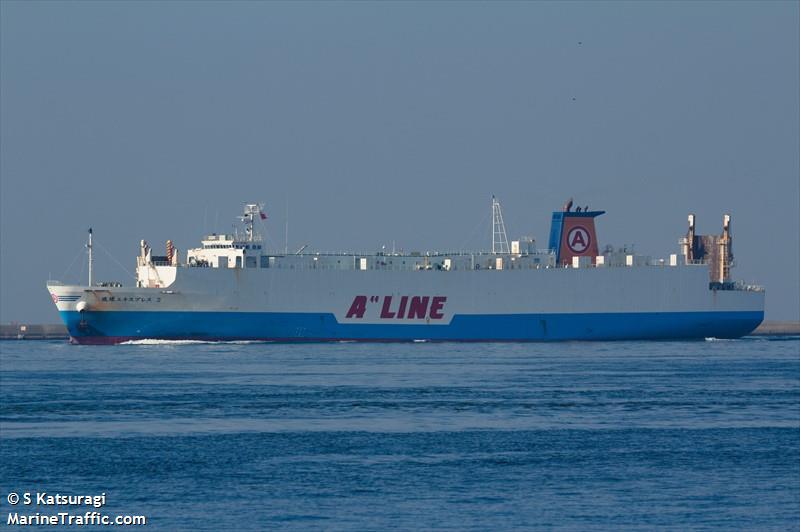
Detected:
left=260, top=210, right=267, bottom=220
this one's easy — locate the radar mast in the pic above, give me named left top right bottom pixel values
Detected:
left=237, top=203, right=266, bottom=242
left=491, top=196, right=510, bottom=254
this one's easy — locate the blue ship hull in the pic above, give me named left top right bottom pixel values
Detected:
left=61, top=310, right=764, bottom=344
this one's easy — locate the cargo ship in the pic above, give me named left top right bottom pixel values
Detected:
left=47, top=198, right=764, bottom=344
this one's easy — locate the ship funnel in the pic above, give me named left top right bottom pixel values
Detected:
left=548, top=203, right=605, bottom=266
left=680, top=213, right=734, bottom=283
left=683, top=214, right=696, bottom=261
left=719, top=214, right=733, bottom=283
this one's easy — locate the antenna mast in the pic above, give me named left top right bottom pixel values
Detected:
left=491, top=196, right=510, bottom=254
left=284, top=197, right=289, bottom=255
left=87, top=228, right=93, bottom=286
left=239, top=203, right=264, bottom=242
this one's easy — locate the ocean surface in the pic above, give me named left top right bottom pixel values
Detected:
left=1, top=338, right=798, bottom=530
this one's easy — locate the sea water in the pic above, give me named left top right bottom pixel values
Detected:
left=1, top=338, right=798, bottom=530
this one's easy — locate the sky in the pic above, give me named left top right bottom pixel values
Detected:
left=1, top=1, right=798, bottom=323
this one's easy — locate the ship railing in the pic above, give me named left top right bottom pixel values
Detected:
left=709, top=281, right=765, bottom=292
left=731, top=281, right=765, bottom=292
left=278, top=251, right=708, bottom=266
left=280, top=250, right=554, bottom=258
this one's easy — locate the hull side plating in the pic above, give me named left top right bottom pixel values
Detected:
left=60, top=308, right=763, bottom=344
left=49, top=232, right=765, bottom=344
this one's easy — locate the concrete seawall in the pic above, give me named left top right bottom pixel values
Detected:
left=2, top=321, right=799, bottom=341
left=750, top=321, right=800, bottom=336
left=1, top=324, right=70, bottom=340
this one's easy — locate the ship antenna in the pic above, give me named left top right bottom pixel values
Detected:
left=240, top=203, right=265, bottom=242
left=87, top=227, right=93, bottom=287
left=491, top=195, right=510, bottom=254
left=284, top=196, right=289, bottom=255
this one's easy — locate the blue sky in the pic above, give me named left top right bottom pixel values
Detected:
left=1, top=1, right=798, bottom=322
